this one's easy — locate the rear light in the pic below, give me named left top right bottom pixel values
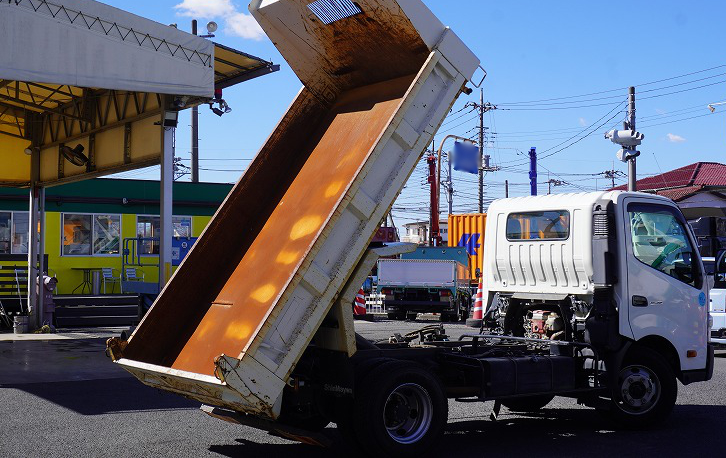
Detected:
left=381, top=288, right=393, bottom=295
left=439, top=290, right=451, bottom=297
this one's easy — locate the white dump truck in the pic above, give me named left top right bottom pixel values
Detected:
left=105, top=1, right=712, bottom=455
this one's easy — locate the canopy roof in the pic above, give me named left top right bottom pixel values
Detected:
left=0, top=0, right=277, bottom=187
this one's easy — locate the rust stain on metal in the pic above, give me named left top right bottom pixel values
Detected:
left=105, top=337, right=127, bottom=361
left=171, top=75, right=414, bottom=376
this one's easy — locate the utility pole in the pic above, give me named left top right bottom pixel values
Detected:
left=505, top=180, right=509, bottom=198
left=464, top=90, right=496, bottom=212
left=605, top=87, right=642, bottom=192
left=627, top=87, right=636, bottom=191
left=547, top=179, right=563, bottom=194
left=478, top=89, right=484, bottom=212
left=190, top=19, right=200, bottom=183
left=601, top=169, right=624, bottom=189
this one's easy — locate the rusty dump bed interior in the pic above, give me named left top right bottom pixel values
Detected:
left=121, top=1, right=433, bottom=375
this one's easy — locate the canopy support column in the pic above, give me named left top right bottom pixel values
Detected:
left=159, top=103, right=175, bottom=291
left=27, top=185, right=41, bottom=329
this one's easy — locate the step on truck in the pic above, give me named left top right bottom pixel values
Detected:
left=378, top=247, right=471, bottom=321
left=105, top=2, right=713, bottom=456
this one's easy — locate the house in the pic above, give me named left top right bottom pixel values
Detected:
left=613, top=161, right=726, bottom=256
left=402, top=221, right=448, bottom=245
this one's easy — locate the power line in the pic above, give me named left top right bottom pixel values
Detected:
left=495, top=63, right=726, bottom=105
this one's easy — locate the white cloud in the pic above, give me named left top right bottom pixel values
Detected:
left=174, top=0, right=264, bottom=41
left=226, top=12, right=265, bottom=40
left=174, top=0, right=234, bottom=18
left=666, top=133, right=686, bottom=143
left=578, top=117, right=587, bottom=126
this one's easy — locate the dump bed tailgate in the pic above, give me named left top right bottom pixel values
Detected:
left=111, top=0, right=479, bottom=419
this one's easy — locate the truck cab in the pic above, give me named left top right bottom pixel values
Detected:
left=482, top=191, right=714, bottom=420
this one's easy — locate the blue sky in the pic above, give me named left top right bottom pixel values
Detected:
left=105, top=0, right=726, bottom=224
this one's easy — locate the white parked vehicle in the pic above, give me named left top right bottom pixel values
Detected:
left=707, top=253, right=726, bottom=344
left=482, top=191, right=714, bottom=424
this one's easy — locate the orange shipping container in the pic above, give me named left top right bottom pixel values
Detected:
left=448, top=213, right=486, bottom=281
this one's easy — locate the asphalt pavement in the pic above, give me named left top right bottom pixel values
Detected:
left=1, top=318, right=725, bottom=457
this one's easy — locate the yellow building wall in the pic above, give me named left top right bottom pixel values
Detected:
left=44, top=212, right=213, bottom=294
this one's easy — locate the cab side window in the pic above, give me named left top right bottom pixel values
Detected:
left=628, top=203, right=701, bottom=288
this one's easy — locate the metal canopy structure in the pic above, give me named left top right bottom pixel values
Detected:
left=0, top=0, right=278, bottom=187
left=0, top=0, right=278, bottom=330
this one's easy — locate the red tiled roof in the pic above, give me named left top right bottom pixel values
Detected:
left=612, top=162, right=726, bottom=201
left=655, top=185, right=702, bottom=201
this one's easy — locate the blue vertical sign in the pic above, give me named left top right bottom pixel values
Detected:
left=529, top=147, right=537, bottom=196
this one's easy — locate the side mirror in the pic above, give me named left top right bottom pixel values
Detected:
left=707, top=275, right=715, bottom=291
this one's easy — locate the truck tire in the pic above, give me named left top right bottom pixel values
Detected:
left=406, top=313, right=418, bottom=321
left=501, top=394, right=555, bottom=412
left=348, top=360, right=447, bottom=457
left=602, top=346, right=677, bottom=428
left=387, top=312, right=405, bottom=320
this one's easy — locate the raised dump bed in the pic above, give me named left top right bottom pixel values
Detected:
left=108, top=0, right=478, bottom=419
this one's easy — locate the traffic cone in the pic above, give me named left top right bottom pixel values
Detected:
left=466, top=280, right=484, bottom=328
left=353, top=288, right=367, bottom=318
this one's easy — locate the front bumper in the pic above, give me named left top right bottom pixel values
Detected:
left=681, top=343, right=715, bottom=385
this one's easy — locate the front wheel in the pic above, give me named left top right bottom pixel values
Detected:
left=345, top=361, right=448, bottom=457
left=601, top=346, right=677, bottom=428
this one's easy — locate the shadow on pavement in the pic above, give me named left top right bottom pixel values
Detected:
left=3, top=377, right=198, bottom=415
left=441, top=405, right=726, bottom=456
left=208, top=405, right=726, bottom=458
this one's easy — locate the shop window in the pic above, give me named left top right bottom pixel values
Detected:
left=63, top=214, right=92, bottom=255
left=0, top=212, right=10, bottom=255
left=93, top=215, right=121, bottom=255
left=62, top=213, right=121, bottom=256
left=12, top=212, right=29, bottom=255
left=136, top=215, right=192, bottom=255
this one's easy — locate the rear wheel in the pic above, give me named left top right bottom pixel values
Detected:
left=406, top=313, right=418, bottom=321
left=501, top=394, right=555, bottom=412
left=387, top=312, right=405, bottom=320
left=344, top=361, right=447, bottom=457
left=601, top=346, right=677, bottom=428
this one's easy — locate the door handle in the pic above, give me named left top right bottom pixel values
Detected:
left=632, top=295, right=649, bottom=307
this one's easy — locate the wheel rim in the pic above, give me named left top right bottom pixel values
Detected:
left=615, top=364, right=661, bottom=414
left=383, top=383, right=433, bottom=444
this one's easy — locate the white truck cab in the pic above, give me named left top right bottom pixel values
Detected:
left=482, top=191, right=714, bottom=422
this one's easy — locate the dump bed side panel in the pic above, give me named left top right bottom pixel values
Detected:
left=172, top=76, right=413, bottom=375
left=123, top=89, right=329, bottom=366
